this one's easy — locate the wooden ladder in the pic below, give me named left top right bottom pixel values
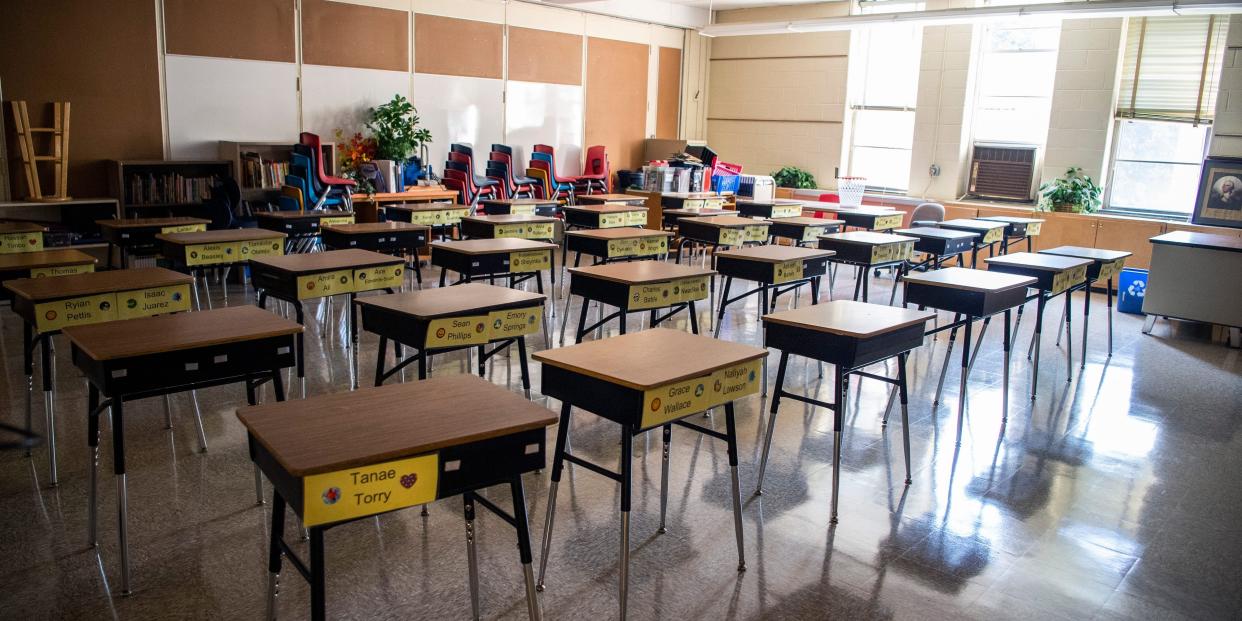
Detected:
left=10, top=101, right=71, bottom=201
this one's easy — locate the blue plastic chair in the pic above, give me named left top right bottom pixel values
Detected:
left=291, top=155, right=345, bottom=209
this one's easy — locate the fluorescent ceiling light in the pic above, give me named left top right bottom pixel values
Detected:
left=698, top=0, right=1242, bottom=37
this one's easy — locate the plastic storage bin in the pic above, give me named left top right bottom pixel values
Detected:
left=1117, top=267, right=1147, bottom=315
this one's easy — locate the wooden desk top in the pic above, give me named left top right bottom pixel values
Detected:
left=461, top=214, right=557, bottom=225
left=63, top=305, right=302, bottom=361
left=430, top=238, right=557, bottom=255
left=569, top=260, right=714, bottom=285
left=985, top=252, right=1092, bottom=272
left=660, top=192, right=721, bottom=200
left=323, top=222, right=429, bottom=235
left=478, top=198, right=559, bottom=207
left=664, top=208, right=728, bottom=217
left=533, top=328, right=765, bottom=391
left=157, top=228, right=286, bottom=244
left=763, top=300, right=935, bottom=338
left=768, top=216, right=844, bottom=227
left=715, top=245, right=835, bottom=264
left=576, top=194, right=647, bottom=203
left=562, top=204, right=646, bottom=214
left=250, top=249, right=401, bottom=274
left=355, top=282, right=543, bottom=319
left=566, top=228, right=673, bottom=241
left=685, top=216, right=766, bottom=229
left=0, top=222, right=46, bottom=234
left=238, top=375, right=556, bottom=476
left=0, top=249, right=96, bottom=271
left=5, top=267, right=189, bottom=301
left=1039, top=245, right=1132, bottom=262
left=96, top=217, right=210, bottom=229
left=938, top=219, right=1007, bottom=231
left=736, top=199, right=803, bottom=207
left=356, top=187, right=460, bottom=202
left=901, top=267, right=1036, bottom=293
left=255, top=211, right=354, bottom=221
left=819, top=231, right=916, bottom=245
left=1149, top=230, right=1242, bottom=253
left=894, top=226, right=980, bottom=240
left=834, top=206, right=899, bottom=216
left=977, top=215, right=1045, bottom=224
left=383, top=203, right=470, bottom=213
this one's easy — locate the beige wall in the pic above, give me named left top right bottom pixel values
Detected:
left=1042, top=18, right=1125, bottom=187
left=908, top=23, right=976, bottom=200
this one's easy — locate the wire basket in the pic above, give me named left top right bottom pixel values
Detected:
left=836, top=176, right=866, bottom=208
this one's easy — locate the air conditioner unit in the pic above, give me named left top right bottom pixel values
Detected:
left=737, top=175, right=775, bottom=202
left=968, top=143, right=1038, bottom=201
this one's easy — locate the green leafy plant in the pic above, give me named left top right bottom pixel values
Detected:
left=366, top=95, right=432, bottom=162
left=1037, top=167, right=1103, bottom=213
left=772, top=166, right=817, bottom=189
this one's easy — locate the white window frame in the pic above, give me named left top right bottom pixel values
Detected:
left=1102, top=118, right=1212, bottom=219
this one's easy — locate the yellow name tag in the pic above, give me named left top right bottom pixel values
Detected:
left=320, top=215, right=355, bottom=226
left=160, top=223, right=206, bottom=234
left=116, top=284, right=192, bottom=320
left=982, top=227, right=1003, bottom=244
left=296, top=269, right=355, bottom=300
left=874, top=214, right=903, bottom=230
left=0, top=232, right=42, bottom=253
left=487, top=306, right=542, bottom=339
left=599, top=213, right=628, bottom=228
left=606, top=236, right=667, bottom=258
left=495, top=223, right=554, bottom=239
left=640, top=358, right=760, bottom=428
left=1051, top=264, right=1088, bottom=295
left=508, top=204, right=537, bottom=215
left=771, top=205, right=801, bottom=218
left=625, top=210, right=648, bottom=226
left=35, top=293, right=118, bottom=332
left=509, top=250, right=551, bottom=272
left=1095, top=258, right=1125, bottom=282
left=443, top=209, right=468, bottom=224
left=773, top=260, right=804, bottom=284
left=425, top=315, right=491, bottom=348
left=870, top=242, right=913, bottom=264
left=30, top=263, right=94, bottom=278
left=683, top=199, right=705, bottom=211
left=628, top=283, right=671, bottom=310
left=1026, top=222, right=1042, bottom=236
left=800, top=226, right=828, bottom=242
left=302, top=453, right=439, bottom=527
left=241, top=238, right=284, bottom=259
left=185, top=242, right=240, bottom=266
left=718, top=228, right=744, bottom=246
left=354, top=263, right=404, bottom=292
left=744, top=224, right=770, bottom=242
left=670, top=275, right=709, bottom=303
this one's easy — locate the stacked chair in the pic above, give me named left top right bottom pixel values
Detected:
left=489, top=145, right=538, bottom=199
left=579, top=144, right=610, bottom=194
left=445, top=144, right=500, bottom=208
left=529, top=146, right=576, bottom=205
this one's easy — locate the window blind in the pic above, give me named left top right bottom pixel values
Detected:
left=1117, top=15, right=1228, bottom=124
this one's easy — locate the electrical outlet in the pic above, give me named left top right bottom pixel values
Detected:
left=929, top=164, right=941, bottom=177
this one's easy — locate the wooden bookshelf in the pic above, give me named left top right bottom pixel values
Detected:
left=0, top=198, right=121, bottom=262
left=219, top=141, right=294, bottom=200
left=107, top=160, right=232, bottom=216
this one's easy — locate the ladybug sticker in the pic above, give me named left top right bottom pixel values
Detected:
left=322, top=487, right=341, bottom=505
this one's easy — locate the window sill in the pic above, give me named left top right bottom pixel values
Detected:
left=1099, top=208, right=1191, bottom=223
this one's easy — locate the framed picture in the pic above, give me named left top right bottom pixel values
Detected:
left=1193, top=156, right=1242, bottom=229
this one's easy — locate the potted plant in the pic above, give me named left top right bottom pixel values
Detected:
left=366, top=94, right=433, bottom=187
left=772, top=166, right=817, bottom=189
left=1037, top=167, right=1102, bottom=213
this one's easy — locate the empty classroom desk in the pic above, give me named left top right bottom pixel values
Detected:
left=1038, top=245, right=1131, bottom=363
left=936, top=219, right=1008, bottom=267
left=901, top=267, right=1036, bottom=443
left=1142, top=231, right=1242, bottom=346
left=97, top=217, right=209, bottom=268
left=479, top=197, right=560, bottom=216
left=532, top=328, right=764, bottom=619
left=564, top=228, right=672, bottom=266
left=832, top=207, right=903, bottom=232
left=0, top=221, right=46, bottom=253
left=431, top=238, right=557, bottom=295
left=0, top=248, right=96, bottom=301
left=661, top=207, right=728, bottom=230
left=459, top=214, right=557, bottom=242
left=357, top=283, right=545, bottom=390
left=257, top=211, right=355, bottom=252
left=575, top=193, right=648, bottom=206
left=818, top=231, right=916, bottom=303
left=4, top=267, right=191, bottom=485
left=561, top=203, right=648, bottom=230
left=714, top=244, right=834, bottom=335
left=735, top=199, right=805, bottom=219
left=984, top=252, right=1091, bottom=398
left=64, top=305, right=299, bottom=594
left=759, top=301, right=935, bottom=522
left=238, top=374, right=554, bottom=621
left=381, top=203, right=470, bottom=240
left=891, top=227, right=980, bottom=302
left=766, top=216, right=844, bottom=246
left=675, top=216, right=771, bottom=263
left=660, top=192, right=726, bottom=211
left=157, top=228, right=286, bottom=307
left=321, top=221, right=429, bottom=289
left=565, top=260, right=712, bottom=343
left=977, top=215, right=1044, bottom=253
left=250, top=249, right=405, bottom=391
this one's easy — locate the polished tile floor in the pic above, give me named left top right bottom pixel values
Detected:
left=1, top=261, right=1240, bottom=620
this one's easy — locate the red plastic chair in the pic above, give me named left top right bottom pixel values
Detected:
left=299, top=132, right=357, bottom=190
left=579, top=145, right=610, bottom=193
left=490, top=151, right=535, bottom=198
left=533, top=145, right=553, bottom=155
left=441, top=177, right=468, bottom=205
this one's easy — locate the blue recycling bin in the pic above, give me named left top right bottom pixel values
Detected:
left=1117, top=267, right=1147, bottom=315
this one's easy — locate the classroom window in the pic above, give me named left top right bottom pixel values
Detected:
left=845, top=2, right=922, bottom=192
left=1106, top=120, right=1210, bottom=216
left=971, top=20, right=1060, bottom=146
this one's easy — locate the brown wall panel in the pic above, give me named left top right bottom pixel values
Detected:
left=165, top=0, right=295, bottom=62
left=585, top=37, right=650, bottom=171
left=656, top=47, right=682, bottom=139
left=0, top=0, right=163, bottom=198
left=508, top=27, right=582, bottom=86
left=303, top=0, right=408, bottom=72
left=414, top=14, right=502, bottom=79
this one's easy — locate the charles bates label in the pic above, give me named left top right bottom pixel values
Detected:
left=640, top=359, right=760, bottom=429
left=354, top=264, right=403, bottom=292
left=34, top=293, right=118, bottom=332
left=982, top=227, right=1003, bottom=244
left=773, top=259, right=804, bottom=284
left=241, top=238, right=284, bottom=259
left=320, top=215, right=356, bottom=226
left=801, top=226, right=828, bottom=243
left=425, top=315, right=491, bottom=348
left=116, top=284, right=192, bottom=320
left=874, top=214, right=903, bottom=230
left=30, top=263, right=94, bottom=278
left=185, top=242, right=239, bottom=266
left=487, top=306, right=542, bottom=339
left=160, top=223, right=206, bottom=234
left=1051, top=264, right=1088, bottom=295
left=0, top=232, right=42, bottom=253
left=624, top=209, right=648, bottom=226
left=1026, top=222, right=1042, bottom=236
left=771, top=204, right=802, bottom=218
left=628, top=283, right=672, bottom=310
left=1095, top=258, right=1125, bottom=282
left=718, top=227, right=744, bottom=246
left=670, top=276, right=709, bottom=303
left=302, top=453, right=438, bottom=527
left=509, top=250, right=551, bottom=272
left=598, top=213, right=628, bottom=228
left=296, top=269, right=355, bottom=300
left=744, top=224, right=770, bottom=242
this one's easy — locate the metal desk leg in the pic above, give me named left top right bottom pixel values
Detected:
left=1064, top=289, right=1074, bottom=381
left=41, top=334, right=57, bottom=486
left=508, top=475, right=542, bottom=621
left=933, top=314, right=963, bottom=405
left=1031, top=295, right=1048, bottom=399
left=87, top=384, right=101, bottom=546
left=536, top=403, right=573, bottom=592
left=1106, top=278, right=1115, bottom=356
left=23, top=321, right=34, bottom=458
left=1002, top=309, right=1012, bottom=422
left=897, top=352, right=912, bottom=484
left=954, top=318, right=973, bottom=446
left=1081, top=281, right=1091, bottom=369
left=756, top=351, right=790, bottom=495
left=309, top=527, right=326, bottom=621
left=618, top=425, right=634, bottom=620
left=830, top=366, right=846, bottom=524
left=463, top=495, right=481, bottom=620
left=724, top=402, right=747, bottom=571
left=266, top=492, right=286, bottom=619
left=112, top=397, right=133, bottom=595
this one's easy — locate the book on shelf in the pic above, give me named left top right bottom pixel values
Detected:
left=126, top=172, right=214, bottom=206
left=240, top=151, right=290, bottom=189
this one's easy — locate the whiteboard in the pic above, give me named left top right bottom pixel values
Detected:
left=505, top=80, right=585, bottom=175
left=165, top=55, right=299, bottom=159
left=412, top=73, right=504, bottom=175
left=301, top=64, right=412, bottom=143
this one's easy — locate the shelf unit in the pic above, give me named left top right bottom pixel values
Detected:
left=108, top=159, right=232, bottom=216
left=219, top=141, right=294, bottom=201
left=0, top=198, right=121, bottom=262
